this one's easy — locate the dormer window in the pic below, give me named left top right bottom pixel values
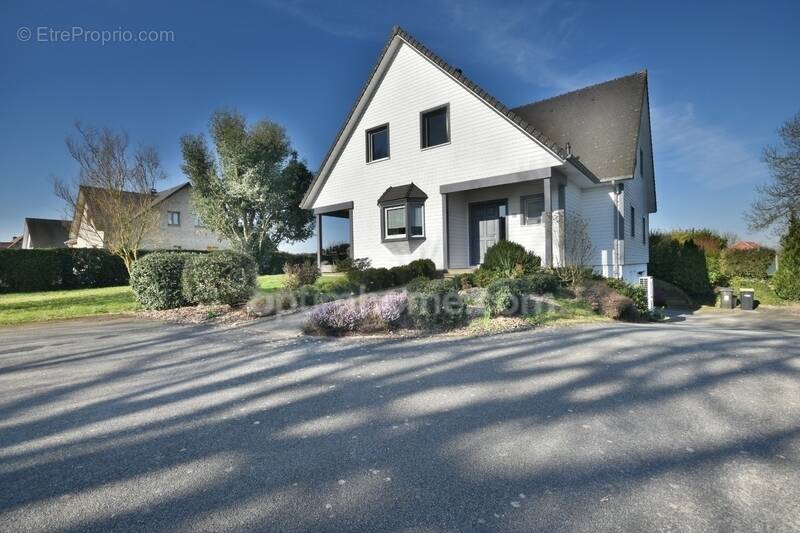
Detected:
left=366, top=124, right=389, bottom=162
left=378, top=183, right=428, bottom=242
left=420, top=104, right=450, bottom=149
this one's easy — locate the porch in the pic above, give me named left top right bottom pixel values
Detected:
left=441, top=169, right=566, bottom=269
left=313, top=202, right=353, bottom=272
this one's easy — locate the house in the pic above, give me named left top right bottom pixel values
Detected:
left=301, top=26, right=656, bottom=282
left=21, top=218, right=71, bottom=249
left=67, top=182, right=229, bottom=251
left=0, top=235, right=22, bottom=249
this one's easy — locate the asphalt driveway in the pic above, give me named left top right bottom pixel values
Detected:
left=1, top=311, right=799, bottom=532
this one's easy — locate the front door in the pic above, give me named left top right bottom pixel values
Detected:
left=470, top=201, right=506, bottom=265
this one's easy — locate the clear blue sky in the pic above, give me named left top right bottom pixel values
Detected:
left=1, top=0, right=798, bottom=250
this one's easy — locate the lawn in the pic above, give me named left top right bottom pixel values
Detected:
left=0, top=273, right=348, bottom=326
left=257, top=273, right=347, bottom=293
left=524, top=297, right=608, bottom=326
left=0, top=286, right=138, bottom=326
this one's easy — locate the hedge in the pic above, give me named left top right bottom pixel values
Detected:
left=0, top=248, right=128, bottom=293
left=648, top=232, right=713, bottom=301
left=262, top=251, right=316, bottom=275
left=720, top=247, right=775, bottom=279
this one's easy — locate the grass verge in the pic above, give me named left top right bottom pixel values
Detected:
left=0, top=286, right=138, bottom=326
left=524, top=297, right=607, bottom=326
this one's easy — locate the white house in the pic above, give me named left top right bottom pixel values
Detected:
left=301, top=26, right=656, bottom=282
left=68, top=182, right=229, bottom=251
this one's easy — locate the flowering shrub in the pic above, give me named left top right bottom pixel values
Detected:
left=305, top=291, right=409, bottom=335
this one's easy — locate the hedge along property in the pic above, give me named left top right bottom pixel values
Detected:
left=302, top=26, right=657, bottom=283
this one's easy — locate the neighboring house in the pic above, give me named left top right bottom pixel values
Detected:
left=21, top=218, right=71, bottom=249
left=0, top=235, right=22, bottom=249
left=67, top=182, right=229, bottom=251
left=301, top=26, right=657, bottom=282
left=728, top=241, right=762, bottom=251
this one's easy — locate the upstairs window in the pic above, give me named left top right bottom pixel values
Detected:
left=420, top=104, right=450, bottom=148
left=168, top=211, right=181, bottom=226
left=522, top=193, right=545, bottom=224
left=366, top=124, right=389, bottom=162
left=642, top=216, right=647, bottom=245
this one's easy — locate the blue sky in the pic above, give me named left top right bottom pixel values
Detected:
left=1, top=0, right=798, bottom=250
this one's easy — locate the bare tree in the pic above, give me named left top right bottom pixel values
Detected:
left=747, top=112, right=800, bottom=232
left=55, top=123, right=165, bottom=273
left=552, top=211, right=595, bottom=285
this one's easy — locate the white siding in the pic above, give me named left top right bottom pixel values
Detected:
left=578, top=185, right=617, bottom=277
left=311, top=41, right=561, bottom=268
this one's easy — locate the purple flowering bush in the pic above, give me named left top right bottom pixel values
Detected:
left=305, top=291, right=409, bottom=335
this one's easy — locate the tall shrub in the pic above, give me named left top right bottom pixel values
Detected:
left=130, top=252, right=191, bottom=310
left=774, top=218, right=800, bottom=300
left=648, top=232, right=713, bottom=301
left=182, top=250, right=258, bottom=305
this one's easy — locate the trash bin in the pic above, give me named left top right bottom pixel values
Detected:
left=719, top=287, right=735, bottom=309
left=740, top=288, right=755, bottom=310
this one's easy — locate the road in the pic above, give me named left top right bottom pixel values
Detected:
left=1, top=311, right=799, bottom=532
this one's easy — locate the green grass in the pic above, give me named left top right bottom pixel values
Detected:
left=0, top=286, right=138, bottom=326
left=0, top=273, right=349, bottom=326
left=729, top=277, right=787, bottom=306
left=524, top=297, right=607, bottom=326
left=256, top=273, right=347, bottom=294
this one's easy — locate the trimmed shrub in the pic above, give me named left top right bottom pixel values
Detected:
left=520, top=271, right=561, bottom=294
left=406, top=258, right=437, bottom=279
left=720, top=247, right=776, bottom=279
left=346, top=267, right=391, bottom=291
left=407, top=278, right=466, bottom=329
left=606, top=278, right=648, bottom=315
left=484, top=278, right=526, bottom=316
left=0, top=248, right=128, bottom=293
left=182, top=250, right=258, bottom=305
left=333, top=257, right=371, bottom=273
left=775, top=218, right=800, bottom=301
left=482, top=241, right=541, bottom=278
left=452, top=273, right=475, bottom=290
left=283, top=262, right=320, bottom=289
left=130, top=252, right=192, bottom=310
left=389, top=265, right=416, bottom=286
left=573, top=279, right=638, bottom=320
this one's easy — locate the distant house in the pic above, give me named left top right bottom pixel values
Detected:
left=729, top=241, right=762, bottom=251
left=0, top=235, right=22, bottom=249
left=67, top=182, right=229, bottom=251
left=21, top=218, right=71, bottom=249
left=301, top=26, right=656, bottom=282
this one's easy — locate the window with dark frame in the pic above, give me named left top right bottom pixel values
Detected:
left=522, top=193, right=545, bottom=224
left=168, top=211, right=181, bottom=226
left=384, top=205, right=406, bottom=238
left=642, top=216, right=646, bottom=245
left=421, top=105, right=449, bottom=148
left=631, top=206, right=635, bottom=237
left=366, top=124, right=389, bottom=162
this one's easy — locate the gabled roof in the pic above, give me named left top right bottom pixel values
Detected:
left=512, top=72, right=649, bottom=181
left=24, top=218, right=70, bottom=248
left=0, top=235, right=22, bottom=249
left=301, top=26, right=607, bottom=209
left=377, top=183, right=428, bottom=204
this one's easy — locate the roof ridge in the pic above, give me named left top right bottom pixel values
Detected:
left=512, top=70, right=648, bottom=111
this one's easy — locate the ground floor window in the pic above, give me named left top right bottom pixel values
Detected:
left=385, top=205, right=406, bottom=238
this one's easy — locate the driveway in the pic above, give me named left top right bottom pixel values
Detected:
left=0, top=313, right=799, bottom=532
